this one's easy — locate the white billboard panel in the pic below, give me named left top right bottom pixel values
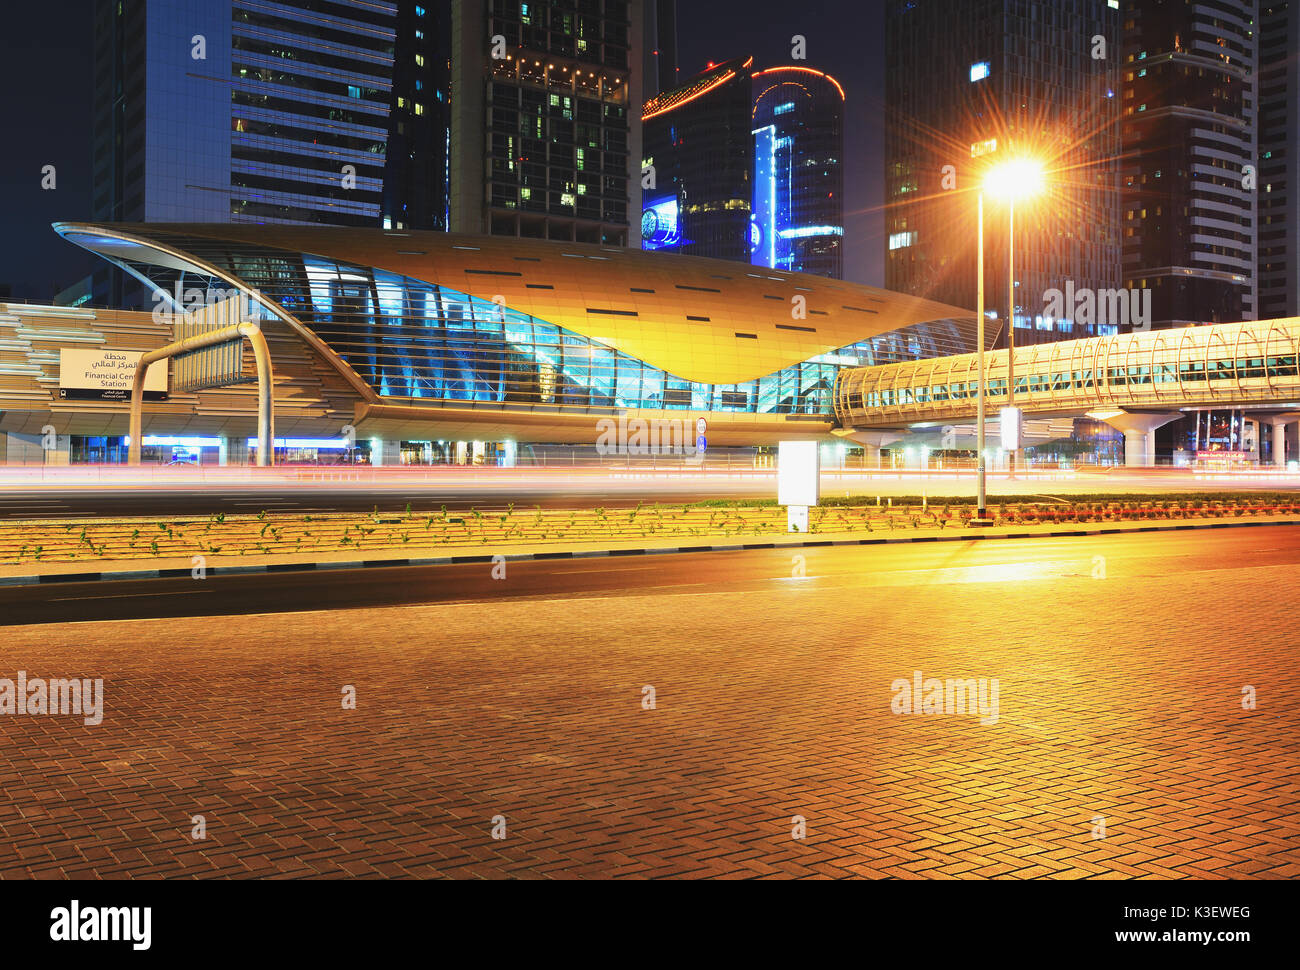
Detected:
left=778, top=440, right=821, bottom=508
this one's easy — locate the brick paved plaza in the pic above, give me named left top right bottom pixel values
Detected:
left=2, top=538, right=1298, bottom=879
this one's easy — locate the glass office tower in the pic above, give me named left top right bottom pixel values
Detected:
left=751, top=66, right=845, bottom=279
left=1120, top=0, right=1260, bottom=458
left=641, top=56, right=754, bottom=261
left=448, top=0, right=644, bottom=246
left=885, top=0, right=1122, bottom=348
left=89, top=0, right=451, bottom=305
left=1121, top=0, right=1259, bottom=328
left=1259, top=0, right=1297, bottom=320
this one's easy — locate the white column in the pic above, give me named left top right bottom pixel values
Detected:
left=1099, top=411, right=1181, bottom=468
left=4, top=433, right=46, bottom=466
left=1266, top=415, right=1300, bottom=467
left=219, top=436, right=250, bottom=467
left=45, top=435, right=72, bottom=466
left=833, top=429, right=904, bottom=469
left=370, top=439, right=401, bottom=466
left=1124, top=433, right=1144, bottom=468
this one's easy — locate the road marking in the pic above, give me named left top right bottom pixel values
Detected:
left=48, top=589, right=213, bottom=602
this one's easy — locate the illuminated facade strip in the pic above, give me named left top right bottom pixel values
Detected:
left=642, top=56, right=754, bottom=121
left=753, top=66, right=846, bottom=101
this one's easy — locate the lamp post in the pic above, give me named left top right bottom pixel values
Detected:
left=1007, top=195, right=1017, bottom=476
left=976, top=191, right=987, bottom=517
left=984, top=157, right=1047, bottom=480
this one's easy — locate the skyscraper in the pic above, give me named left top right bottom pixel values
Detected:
left=641, top=56, right=753, bottom=261
left=1120, top=0, right=1259, bottom=328
left=751, top=66, right=845, bottom=279
left=385, top=0, right=455, bottom=234
left=448, top=0, right=644, bottom=246
left=1260, top=1, right=1298, bottom=319
left=644, top=0, right=678, bottom=98
left=89, top=0, right=451, bottom=306
left=885, top=0, right=1121, bottom=347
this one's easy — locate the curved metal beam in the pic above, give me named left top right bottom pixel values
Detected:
left=128, top=322, right=274, bottom=466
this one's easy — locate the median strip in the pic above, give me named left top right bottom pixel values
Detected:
left=1, top=516, right=1297, bottom=588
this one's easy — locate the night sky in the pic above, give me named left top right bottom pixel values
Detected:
left=0, top=0, right=886, bottom=303
left=1, top=0, right=98, bottom=302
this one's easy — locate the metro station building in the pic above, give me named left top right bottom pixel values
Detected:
left=0, top=223, right=974, bottom=465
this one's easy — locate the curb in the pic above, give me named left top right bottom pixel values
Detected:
left=1, top=517, right=1296, bottom=589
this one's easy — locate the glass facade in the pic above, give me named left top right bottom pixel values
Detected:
left=1121, top=0, right=1258, bottom=327
left=453, top=0, right=639, bottom=245
left=76, top=232, right=976, bottom=419
left=751, top=67, right=845, bottom=279
left=1259, top=0, right=1297, bottom=320
left=885, top=0, right=1122, bottom=347
left=642, top=57, right=754, bottom=261
left=90, top=0, right=452, bottom=305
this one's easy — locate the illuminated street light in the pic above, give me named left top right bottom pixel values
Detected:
left=984, top=156, right=1048, bottom=478
left=984, top=157, right=1047, bottom=202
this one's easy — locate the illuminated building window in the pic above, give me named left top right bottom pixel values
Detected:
left=970, top=61, right=991, bottom=82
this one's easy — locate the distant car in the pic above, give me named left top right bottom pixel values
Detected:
left=167, top=456, right=197, bottom=466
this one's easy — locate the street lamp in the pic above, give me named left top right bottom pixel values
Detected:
left=983, top=157, right=1047, bottom=479
left=975, top=189, right=988, bottom=518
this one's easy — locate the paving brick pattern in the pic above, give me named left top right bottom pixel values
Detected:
left=1, top=555, right=1298, bottom=879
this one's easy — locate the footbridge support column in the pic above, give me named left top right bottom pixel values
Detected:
left=1264, top=413, right=1300, bottom=467
left=831, top=429, right=905, bottom=469
left=1095, top=411, right=1181, bottom=468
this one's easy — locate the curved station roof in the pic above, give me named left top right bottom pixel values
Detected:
left=53, top=222, right=976, bottom=444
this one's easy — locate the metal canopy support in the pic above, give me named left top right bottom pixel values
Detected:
left=128, top=322, right=274, bottom=466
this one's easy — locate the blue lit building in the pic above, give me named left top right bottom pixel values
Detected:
left=89, top=0, right=452, bottom=306
left=751, top=66, right=845, bottom=279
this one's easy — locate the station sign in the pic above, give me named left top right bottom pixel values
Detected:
left=58, top=348, right=168, bottom=402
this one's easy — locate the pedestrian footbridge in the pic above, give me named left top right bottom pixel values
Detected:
left=832, top=318, right=1300, bottom=466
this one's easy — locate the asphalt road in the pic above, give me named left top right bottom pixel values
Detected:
left=6, top=525, right=1300, bottom=626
